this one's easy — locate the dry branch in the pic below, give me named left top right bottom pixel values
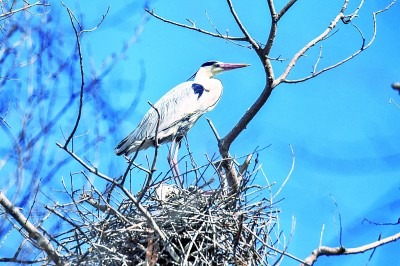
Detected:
left=62, top=4, right=86, bottom=149
left=0, top=1, right=49, bottom=19
left=273, top=0, right=349, bottom=86
left=61, top=3, right=109, bottom=149
left=279, top=0, right=396, bottom=84
left=226, top=0, right=259, bottom=50
left=0, top=191, right=64, bottom=265
left=302, top=231, right=400, bottom=266
left=145, top=8, right=247, bottom=41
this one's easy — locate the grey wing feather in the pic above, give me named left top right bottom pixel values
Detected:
left=114, top=109, right=159, bottom=156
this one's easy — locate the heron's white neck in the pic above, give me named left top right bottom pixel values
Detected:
left=194, top=67, right=214, bottom=82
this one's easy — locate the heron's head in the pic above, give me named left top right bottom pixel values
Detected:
left=204, top=61, right=250, bottom=76
left=193, top=61, right=250, bottom=80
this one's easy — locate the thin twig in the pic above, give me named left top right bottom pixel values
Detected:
left=312, top=45, right=323, bottom=74
left=137, top=102, right=161, bottom=203
left=205, top=11, right=251, bottom=48
left=242, top=223, right=305, bottom=264
left=331, top=195, right=343, bottom=247
left=62, top=4, right=85, bottom=149
left=206, top=118, right=221, bottom=142
left=274, top=144, right=295, bottom=199
left=145, top=9, right=247, bottom=41
left=389, top=98, right=400, bottom=109
left=319, top=224, right=325, bottom=247
left=226, top=0, right=259, bottom=51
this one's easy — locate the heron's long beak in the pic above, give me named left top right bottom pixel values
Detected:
left=220, top=63, right=250, bottom=71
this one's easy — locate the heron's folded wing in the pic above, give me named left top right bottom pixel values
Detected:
left=139, top=81, right=206, bottom=137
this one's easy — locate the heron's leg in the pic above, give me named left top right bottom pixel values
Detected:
left=167, top=139, right=176, bottom=173
left=173, top=139, right=183, bottom=185
left=167, top=137, right=182, bottom=185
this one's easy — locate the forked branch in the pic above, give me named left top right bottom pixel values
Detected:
left=273, top=0, right=350, bottom=87
left=281, top=0, right=397, bottom=84
left=61, top=3, right=109, bottom=149
left=62, top=5, right=86, bottom=149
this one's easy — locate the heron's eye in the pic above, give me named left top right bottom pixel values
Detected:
left=214, top=63, right=220, bottom=68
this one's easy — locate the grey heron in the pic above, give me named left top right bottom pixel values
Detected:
left=115, top=61, right=249, bottom=177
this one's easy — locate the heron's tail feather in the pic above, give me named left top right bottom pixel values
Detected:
left=115, top=133, right=152, bottom=156
left=114, top=135, right=132, bottom=156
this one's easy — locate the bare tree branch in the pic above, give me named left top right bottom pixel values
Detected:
left=145, top=9, right=247, bottom=41
left=0, top=191, right=64, bottom=265
left=279, top=0, right=396, bottom=84
left=277, top=0, right=298, bottom=20
left=389, top=98, right=400, bottom=109
left=61, top=3, right=110, bottom=149
left=0, top=1, right=49, bottom=19
left=206, top=117, right=221, bottom=142
left=273, top=0, right=349, bottom=86
left=264, top=0, right=278, bottom=57
left=205, top=11, right=252, bottom=48
left=226, top=0, right=260, bottom=51
left=273, top=144, right=295, bottom=199
left=302, top=231, right=400, bottom=266
left=219, top=83, right=273, bottom=156
left=342, top=0, right=365, bottom=23
left=62, top=4, right=86, bottom=149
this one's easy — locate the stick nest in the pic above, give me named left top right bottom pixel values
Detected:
left=58, top=174, right=281, bottom=265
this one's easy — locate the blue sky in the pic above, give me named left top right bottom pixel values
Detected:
left=1, top=0, right=400, bottom=264
left=74, top=0, right=400, bottom=264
